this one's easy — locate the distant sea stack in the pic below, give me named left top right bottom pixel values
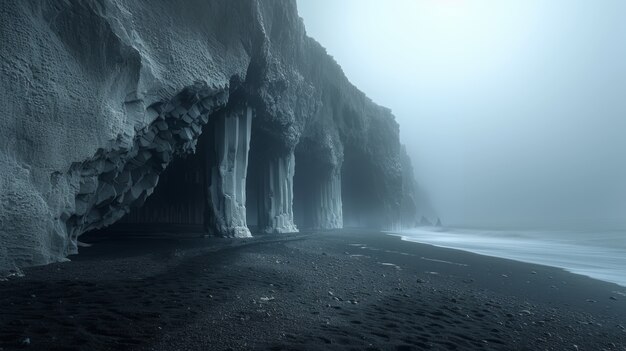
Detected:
left=0, top=0, right=418, bottom=272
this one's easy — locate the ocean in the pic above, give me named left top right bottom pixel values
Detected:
left=391, top=227, right=626, bottom=288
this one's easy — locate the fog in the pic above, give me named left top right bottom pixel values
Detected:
left=297, top=0, right=626, bottom=229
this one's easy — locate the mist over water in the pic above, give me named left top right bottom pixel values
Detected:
left=297, top=0, right=626, bottom=229
left=298, top=1, right=626, bottom=288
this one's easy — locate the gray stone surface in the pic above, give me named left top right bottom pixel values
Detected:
left=0, top=0, right=418, bottom=272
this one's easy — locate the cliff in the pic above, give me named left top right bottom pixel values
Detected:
left=0, top=0, right=417, bottom=272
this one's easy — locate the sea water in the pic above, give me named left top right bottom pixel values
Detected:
left=391, top=227, right=626, bottom=288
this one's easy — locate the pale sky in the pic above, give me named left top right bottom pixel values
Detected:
left=297, top=0, right=626, bottom=228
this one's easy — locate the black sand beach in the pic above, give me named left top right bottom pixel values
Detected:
left=1, top=230, right=625, bottom=350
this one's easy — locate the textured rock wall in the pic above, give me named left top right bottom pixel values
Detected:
left=0, top=0, right=418, bottom=272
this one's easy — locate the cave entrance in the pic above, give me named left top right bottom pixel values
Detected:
left=245, top=124, right=284, bottom=234
left=293, top=149, right=323, bottom=230
left=341, top=147, right=379, bottom=229
left=246, top=121, right=299, bottom=234
left=293, top=146, right=343, bottom=231
left=95, top=118, right=215, bottom=236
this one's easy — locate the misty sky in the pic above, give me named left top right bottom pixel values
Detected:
left=297, top=0, right=626, bottom=228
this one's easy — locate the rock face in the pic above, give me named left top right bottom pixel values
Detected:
left=0, top=0, right=418, bottom=272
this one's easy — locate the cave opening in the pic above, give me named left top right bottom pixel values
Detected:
left=293, top=148, right=321, bottom=230
left=84, top=100, right=302, bottom=239
left=341, top=147, right=380, bottom=229
left=246, top=121, right=298, bottom=234
left=97, top=103, right=257, bottom=238
left=92, top=116, right=216, bottom=236
left=293, top=147, right=343, bottom=230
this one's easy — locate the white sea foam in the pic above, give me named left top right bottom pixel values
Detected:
left=389, top=227, right=626, bottom=287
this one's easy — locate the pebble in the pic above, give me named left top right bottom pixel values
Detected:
left=20, top=337, right=30, bottom=346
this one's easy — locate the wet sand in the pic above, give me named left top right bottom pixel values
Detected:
left=0, top=230, right=625, bottom=350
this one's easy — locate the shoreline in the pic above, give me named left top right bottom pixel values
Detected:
left=1, top=230, right=624, bottom=350
left=390, top=233, right=626, bottom=289
left=390, top=228, right=626, bottom=288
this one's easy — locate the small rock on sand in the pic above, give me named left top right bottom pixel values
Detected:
left=20, top=337, right=30, bottom=346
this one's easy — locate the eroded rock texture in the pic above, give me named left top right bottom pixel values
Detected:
left=0, top=0, right=418, bottom=272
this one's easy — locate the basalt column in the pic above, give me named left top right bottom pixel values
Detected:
left=207, top=106, right=252, bottom=238
left=313, top=169, right=343, bottom=229
left=258, top=152, right=299, bottom=234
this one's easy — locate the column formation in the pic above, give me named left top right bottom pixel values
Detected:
left=208, top=106, right=252, bottom=237
left=258, top=152, right=299, bottom=233
left=313, top=168, right=343, bottom=229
